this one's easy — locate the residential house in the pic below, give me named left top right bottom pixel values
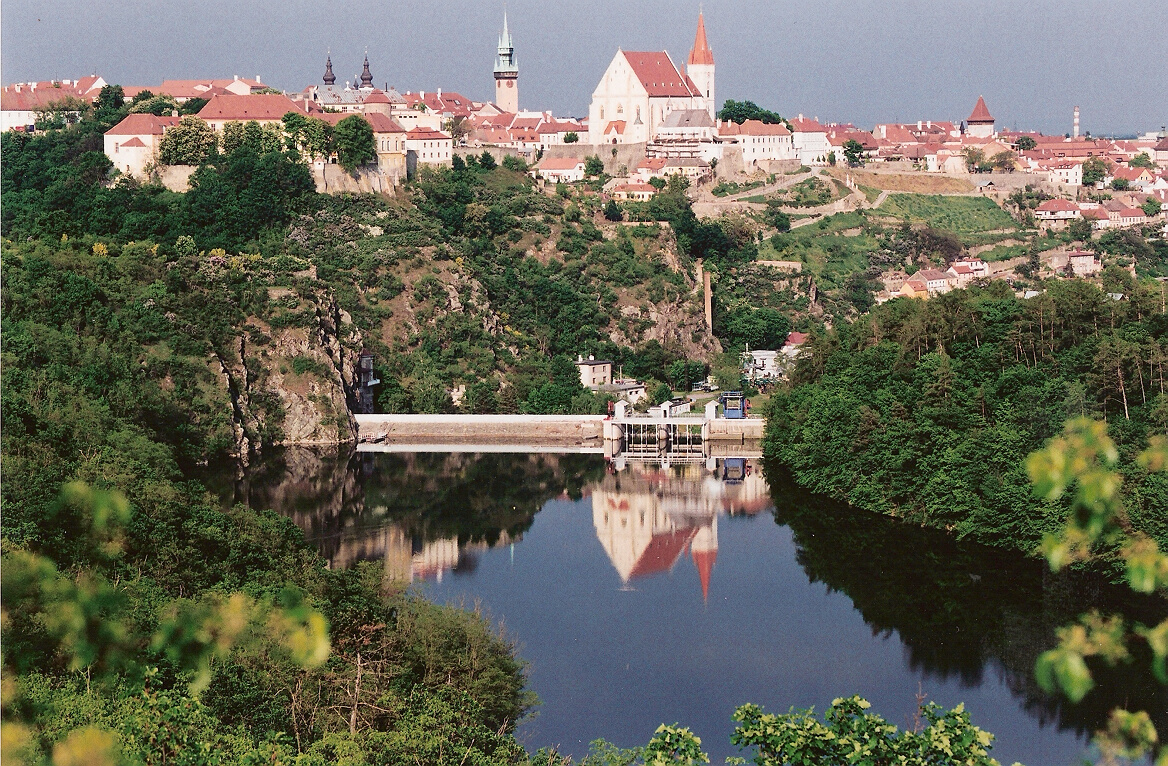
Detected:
left=2, top=76, right=107, bottom=131
left=1034, top=198, right=1081, bottom=228
left=536, top=156, right=587, bottom=183
left=103, top=113, right=181, bottom=177
left=1069, top=251, right=1101, bottom=276
left=780, top=332, right=809, bottom=358
left=575, top=356, right=613, bottom=389
left=916, top=269, right=955, bottom=295
left=718, top=119, right=794, bottom=168
left=612, top=182, right=658, bottom=201
left=789, top=115, right=831, bottom=166
left=1111, top=165, right=1156, bottom=191
left=404, top=127, right=453, bottom=173
left=197, top=93, right=306, bottom=131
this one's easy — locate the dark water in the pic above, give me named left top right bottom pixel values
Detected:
left=208, top=448, right=1166, bottom=766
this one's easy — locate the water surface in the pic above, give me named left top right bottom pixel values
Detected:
left=212, top=449, right=1166, bottom=765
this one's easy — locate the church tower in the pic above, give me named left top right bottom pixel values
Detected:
left=687, top=11, right=715, bottom=119
left=494, top=12, right=519, bottom=112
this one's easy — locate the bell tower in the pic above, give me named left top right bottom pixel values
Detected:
left=687, top=11, right=715, bottom=118
left=493, top=12, right=519, bottom=112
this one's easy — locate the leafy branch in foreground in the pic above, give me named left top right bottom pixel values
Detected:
left=1027, top=418, right=1168, bottom=765
left=0, top=482, right=331, bottom=766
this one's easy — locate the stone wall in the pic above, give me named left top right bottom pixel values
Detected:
left=543, top=142, right=648, bottom=176
left=157, top=165, right=198, bottom=192
left=313, top=165, right=397, bottom=195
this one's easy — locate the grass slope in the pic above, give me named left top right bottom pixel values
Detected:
left=879, top=193, right=1018, bottom=235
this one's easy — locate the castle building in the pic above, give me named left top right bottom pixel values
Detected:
left=494, top=12, right=519, bottom=113
left=587, top=12, right=715, bottom=145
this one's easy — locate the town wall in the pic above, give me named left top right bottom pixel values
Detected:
left=157, top=165, right=198, bottom=192
left=543, top=142, right=648, bottom=176
left=313, top=165, right=397, bottom=195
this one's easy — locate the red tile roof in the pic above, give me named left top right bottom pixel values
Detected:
left=721, top=119, right=790, bottom=136
left=405, top=127, right=450, bottom=140
left=197, top=93, right=305, bottom=122
left=538, top=157, right=585, bottom=171
left=623, top=51, right=699, bottom=98
left=105, top=113, right=181, bottom=136
left=628, top=529, right=696, bottom=579
left=1037, top=198, right=1079, bottom=212
left=790, top=117, right=828, bottom=133
left=1, top=80, right=100, bottom=112
left=785, top=331, right=809, bottom=346
left=604, top=120, right=626, bottom=135
left=119, top=137, right=147, bottom=148
left=967, top=96, right=994, bottom=124
left=1082, top=208, right=1109, bottom=220
left=316, top=112, right=404, bottom=133
left=687, top=12, right=715, bottom=66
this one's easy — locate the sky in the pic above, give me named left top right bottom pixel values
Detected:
left=3, top=0, right=1166, bottom=136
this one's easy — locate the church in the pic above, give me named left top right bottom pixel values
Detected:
left=587, top=13, right=715, bottom=146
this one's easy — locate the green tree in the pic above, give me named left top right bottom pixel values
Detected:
left=1016, top=135, right=1037, bottom=152
left=129, top=93, right=180, bottom=116
left=1111, top=178, right=1130, bottom=191
left=502, top=154, right=528, bottom=172
left=825, top=151, right=836, bottom=166
left=157, top=115, right=218, bottom=165
left=604, top=199, right=623, bottom=221
left=479, top=150, right=498, bottom=170
left=1027, top=420, right=1168, bottom=765
left=1083, top=157, right=1108, bottom=186
left=445, top=115, right=471, bottom=145
left=717, top=99, right=787, bottom=127
left=729, top=696, right=1005, bottom=766
left=1143, top=197, right=1162, bottom=218
left=1068, top=216, right=1094, bottom=242
left=178, top=97, right=208, bottom=116
left=93, top=85, right=126, bottom=122
left=651, top=381, right=675, bottom=405
left=842, top=139, right=865, bottom=167
left=334, top=115, right=376, bottom=172
left=564, top=131, right=580, bottom=143
left=1130, top=153, right=1154, bottom=169
left=585, top=155, right=605, bottom=177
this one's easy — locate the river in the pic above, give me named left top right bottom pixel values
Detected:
left=207, top=448, right=1165, bottom=766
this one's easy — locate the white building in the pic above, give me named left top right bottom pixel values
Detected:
left=587, top=13, right=715, bottom=145
left=536, top=157, right=587, bottom=183
left=103, top=113, right=180, bottom=178
left=404, top=127, right=452, bottom=170
left=575, top=356, right=613, bottom=389
left=789, top=116, right=831, bottom=166
left=718, top=119, right=795, bottom=168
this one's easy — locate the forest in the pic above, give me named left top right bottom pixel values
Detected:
left=764, top=278, right=1168, bottom=554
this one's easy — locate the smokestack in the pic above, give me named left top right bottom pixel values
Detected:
left=1073, top=106, right=1080, bottom=139
left=704, top=270, right=713, bottom=337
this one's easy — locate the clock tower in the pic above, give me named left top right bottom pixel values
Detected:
left=493, top=12, right=519, bottom=113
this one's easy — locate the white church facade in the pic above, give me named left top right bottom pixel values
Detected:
left=587, top=13, right=716, bottom=146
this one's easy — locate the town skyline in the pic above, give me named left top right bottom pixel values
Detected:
left=3, top=0, right=1165, bottom=136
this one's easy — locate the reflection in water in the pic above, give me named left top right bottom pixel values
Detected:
left=208, top=448, right=1166, bottom=759
left=592, top=459, right=770, bottom=599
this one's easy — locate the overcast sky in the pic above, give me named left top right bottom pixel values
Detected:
left=3, top=0, right=1165, bottom=136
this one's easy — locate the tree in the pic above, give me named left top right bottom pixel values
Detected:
left=730, top=696, right=1004, bottom=766
left=826, top=151, right=836, bottom=166
left=564, top=131, right=580, bottom=143
left=766, top=207, right=791, bottom=233
left=1130, top=152, right=1154, bottom=169
left=93, top=85, right=126, bottom=122
left=1016, top=135, right=1037, bottom=152
left=648, top=176, right=667, bottom=191
left=1027, top=420, right=1168, bottom=764
left=842, top=139, right=865, bottom=167
left=157, top=115, right=218, bottom=165
left=478, top=150, right=497, bottom=170
left=179, top=97, right=208, bottom=116
left=1082, top=157, right=1108, bottom=186
left=651, top=381, right=674, bottom=405
left=991, top=150, right=1017, bottom=172
left=502, top=154, right=527, bottom=172
left=963, top=147, right=987, bottom=172
left=130, top=93, right=180, bottom=116
left=334, top=115, right=375, bottom=172
left=1111, top=178, right=1130, bottom=191
left=585, top=155, right=605, bottom=177
left=1068, top=216, right=1094, bottom=243
left=445, top=115, right=471, bottom=145
left=717, top=99, right=787, bottom=127
left=1143, top=197, right=1162, bottom=218
left=604, top=199, right=623, bottom=221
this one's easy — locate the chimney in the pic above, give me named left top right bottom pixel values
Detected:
left=798, top=113, right=803, bottom=120
left=1073, top=106, right=1080, bottom=139
left=256, top=75, right=261, bottom=83
left=927, top=120, right=932, bottom=128
left=234, top=75, right=239, bottom=80
left=917, top=120, right=922, bottom=131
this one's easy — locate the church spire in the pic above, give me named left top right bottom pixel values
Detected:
left=359, top=51, right=374, bottom=89
left=688, top=11, right=714, bottom=66
left=323, top=52, right=335, bottom=85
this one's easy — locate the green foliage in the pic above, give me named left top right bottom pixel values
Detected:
left=1026, top=419, right=1168, bottom=763
left=842, top=139, right=865, bottom=167
left=879, top=194, right=1018, bottom=234
left=158, top=116, right=218, bottom=166
left=563, top=132, right=580, bottom=144
left=1083, top=157, right=1108, bottom=187
left=1130, top=153, right=1154, bottom=169
left=584, top=156, right=605, bottom=177
left=604, top=199, right=623, bottom=221
left=334, top=115, right=376, bottom=172
left=729, top=696, right=1008, bottom=766
left=764, top=281, right=1168, bottom=553
left=1144, top=197, right=1163, bottom=218
left=717, top=100, right=788, bottom=128
left=1016, top=135, right=1037, bottom=152
left=479, top=151, right=498, bottom=171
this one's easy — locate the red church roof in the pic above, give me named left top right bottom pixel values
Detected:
left=688, top=13, right=715, bottom=66
left=628, top=529, right=696, bottom=579
left=967, top=96, right=994, bottom=124
left=623, top=52, right=700, bottom=98
left=693, top=548, right=717, bottom=602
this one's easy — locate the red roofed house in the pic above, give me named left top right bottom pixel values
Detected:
left=197, top=93, right=306, bottom=131
left=612, top=182, right=658, bottom=201
left=404, top=127, right=452, bottom=175
left=781, top=331, right=810, bottom=358
left=587, top=13, right=715, bottom=144
left=1155, top=137, right=1168, bottom=166
left=789, top=115, right=832, bottom=166
left=2, top=76, right=107, bottom=132
left=1111, top=165, right=1156, bottom=190
left=966, top=96, right=995, bottom=139
left=103, top=113, right=181, bottom=177
left=1081, top=207, right=1111, bottom=229
left=536, top=156, right=587, bottom=183
left=719, top=119, right=794, bottom=167
left=1035, top=198, right=1081, bottom=229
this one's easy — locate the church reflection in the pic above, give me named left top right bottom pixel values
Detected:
left=591, top=458, right=771, bottom=599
